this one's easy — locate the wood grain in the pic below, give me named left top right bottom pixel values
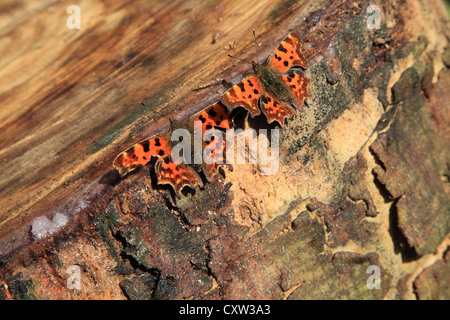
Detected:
left=0, top=0, right=318, bottom=254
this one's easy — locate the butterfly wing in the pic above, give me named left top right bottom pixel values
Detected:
left=156, top=155, right=203, bottom=197
left=263, top=33, right=309, bottom=123
left=267, top=33, right=307, bottom=74
left=221, top=75, right=263, bottom=117
left=202, top=131, right=227, bottom=180
left=281, top=69, right=310, bottom=107
left=191, top=102, right=231, bottom=179
left=260, top=92, right=295, bottom=125
left=191, top=102, right=231, bottom=132
left=113, top=134, right=170, bottom=177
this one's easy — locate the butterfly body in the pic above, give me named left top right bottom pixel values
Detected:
left=222, top=33, right=310, bottom=126
left=253, top=62, right=297, bottom=109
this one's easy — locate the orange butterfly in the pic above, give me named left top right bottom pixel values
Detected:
left=113, top=102, right=231, bottom=196
left=222, top=33, right=310, bottom=126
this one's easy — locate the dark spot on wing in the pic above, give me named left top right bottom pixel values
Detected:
left=207, top=108, right=217, bottom=117
left=278, top=44, right=287, bottom=53
left=141, top=140, right=150, bottom=152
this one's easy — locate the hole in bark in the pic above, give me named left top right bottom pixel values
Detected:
left=388, top=198, right=421, bottom=263
left=371, top=170, right=393, bottom=203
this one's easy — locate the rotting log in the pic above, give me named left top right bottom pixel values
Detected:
left=0, top=0, right=449, bottom=300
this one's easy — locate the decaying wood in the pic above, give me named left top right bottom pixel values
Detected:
left=0, top=0, right=449, bottom=300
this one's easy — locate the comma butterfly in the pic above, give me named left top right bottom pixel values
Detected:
left=222, top=33, right=310, bottom=126
left=113, top=102, right=231, bottom=197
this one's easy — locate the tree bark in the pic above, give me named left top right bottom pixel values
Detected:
left=0, top=0, right=449, bottom=300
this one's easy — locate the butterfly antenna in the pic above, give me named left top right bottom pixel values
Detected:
left=253, top=30, right=259, bottom=54
left=252, top=30, right=259, bottom=63
left=227, top=53, right=253, bottom=67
